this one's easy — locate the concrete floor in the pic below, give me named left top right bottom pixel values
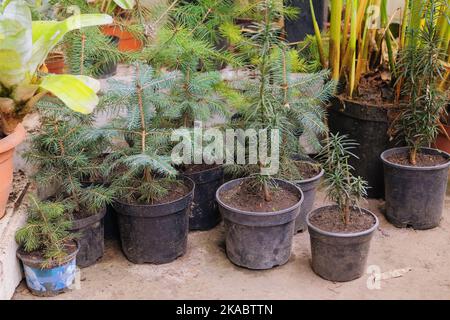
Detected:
left=13, top=189, right=450, bottom=300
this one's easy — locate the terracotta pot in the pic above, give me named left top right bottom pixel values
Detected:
left=100, top=25, right=122, bottom=38
left=118, top=36, right=143, bottom=52
left=100, top=25, right=143, bottom=52
left=45, top=52, right=65, bottom=74
left=0, top=123, right=27, bottom=219
left=433, top=124, right=450, bottom=154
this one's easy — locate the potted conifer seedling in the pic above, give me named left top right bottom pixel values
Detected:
left=381, top=0, right=450, bottom=229
left=215, top=0, right=304, bottom=270
left=16, top=196, right=78, bottom=296
left=98, top=62, right=194, bottom=264
left=307, top=133, right=379, bottom=282
left=24, top=99, right=114, bottom=268
left=149, top=26, right=235, bottom=231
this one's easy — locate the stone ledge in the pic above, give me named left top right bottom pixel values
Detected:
left=0, top=172, right=29, bottom=300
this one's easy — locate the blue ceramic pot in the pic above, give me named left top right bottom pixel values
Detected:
left=17, top=242, right=79, bottom=297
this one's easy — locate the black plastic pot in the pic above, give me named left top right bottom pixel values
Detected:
left=96, top=36, right=119, bottom=79
left=292, top=169, right=324, bottom=233
left=104, top=204, right=120, bottom=241
left=216, top=178, right=303, bottom=270
left=381, top=147, right=450, bottom=229
left=328, top=97, right=398, bottom=198
left=69, top=208, right=106, bottom=268
left=182, top=165, right=223, bottom=231
left=113, top=177, right=195, bottom=264
left=307, top=205, right=379, bottom=282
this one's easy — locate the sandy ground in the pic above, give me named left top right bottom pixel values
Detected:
left=12, top=188, right=450, bottom=300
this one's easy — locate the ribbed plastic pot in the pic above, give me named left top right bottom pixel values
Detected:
left=328, top=97, right=399, bottom=198
left=69, top=208, right=106, bottom=268
left=113, top=177, right=194, bottom=264
left=381, top=147, right=450, bottom=229
left=292, top=169, right=324, bottom=233
left=182, top=165, right=223, bottom=231
left=307, top=205, right=379, bottom=282
left=16, top=241, right=79, bottom=297
left=216, top=178, right=303, bottom=270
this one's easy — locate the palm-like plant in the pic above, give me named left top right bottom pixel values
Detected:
left=310, top=0, right=399, bottom=97
left=0, top=0, right=112, bottom=136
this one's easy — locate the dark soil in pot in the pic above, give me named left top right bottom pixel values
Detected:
left=291, top=161, right=324, bottom=233
left=69, top=208, right=106, bottom=268
left=113, top=177, right=194, bottom=264
left=216, top=178, right=303, bottom=270
left=328, top=74, right=400, bottom=198
left=16, top=241, right=79, bottom=297
left=181, top=164, right=224, bottom=231
left=381, top=147, right=450, bottom=229
left=307, top=205, right=379, bottom=282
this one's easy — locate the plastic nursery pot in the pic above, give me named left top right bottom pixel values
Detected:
left=292, top=168, right=324, bottom=233
left=328, top=96, right=398, bottom=198
left=432, top=123, right=450, bottom=154
left=68, top=207, right=106, bottom=268
left=16, top=241, right=79, bottom=297
left=381, top=147, right=450, bottom=230
left=182, top=165, right=224, bottom=231
left=0, top=123, right=27, bottom=219
left=216, top=178, right=303, bottom=270
left=113, top=177, right=195, bottom=264
left=306, top=205, right=379, bottom=282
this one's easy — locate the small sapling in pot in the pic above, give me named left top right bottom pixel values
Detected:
left=16, top=196, right=79, bottom=297
left=307, top=133, right=379, bottom=282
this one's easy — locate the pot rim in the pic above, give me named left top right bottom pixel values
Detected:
left=17, top=240, right=79, bottom=269
left=114, top=176, right=195, bottom=208
left=306, top=205, right=379, bottom=238
left=380, top=147, right=450, bottom=171
left=0, top=123, right=27, bottom=154
left=292, top=168, right=324, bottom=184
left=216, top=177, right=304, bottom=217
left=181, top=163, right=223, bottom=174
left=69, top=206, right=107, bottom=230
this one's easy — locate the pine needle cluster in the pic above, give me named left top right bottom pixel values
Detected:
left=94, top=62, right=181, bottom=204
left=24, top=98, right=114, bottom=218
left=319, top=133, right=368, bottom=225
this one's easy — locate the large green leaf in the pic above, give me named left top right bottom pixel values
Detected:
left=39, top=74, right=101, bottom=114
left=0, top=0, right=32, bottom=87
left=113, top=0, right=136, bottom=10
